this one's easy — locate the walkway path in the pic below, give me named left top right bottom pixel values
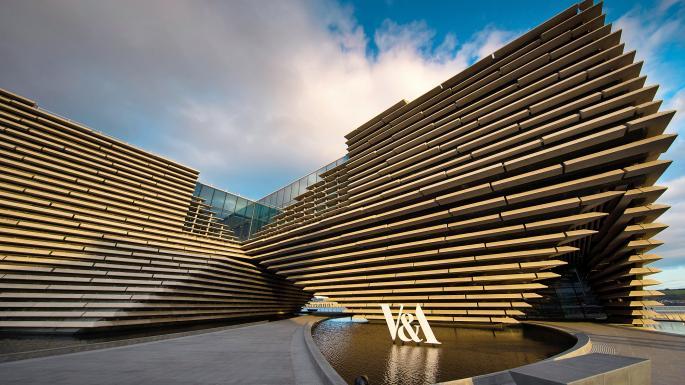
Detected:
left=541, top=322, right=685, bottom=385
left=0, top=316, right=325, bottom=385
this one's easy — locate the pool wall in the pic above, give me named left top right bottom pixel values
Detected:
left=304, top=317, right=592, bottom=385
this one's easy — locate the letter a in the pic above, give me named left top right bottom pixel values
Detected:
left=415, top=304, right=441, bottom=344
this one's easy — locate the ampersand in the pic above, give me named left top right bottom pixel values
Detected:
left=397, top=312, right=423, bottom=342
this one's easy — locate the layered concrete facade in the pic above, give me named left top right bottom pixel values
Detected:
left=0, top=0, right=677, bottom=330
left=245, top=0, right=675, bottom=327
left=0, top=89, right=309, bottom=330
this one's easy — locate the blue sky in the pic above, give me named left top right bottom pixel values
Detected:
left=0, top=0, right=684, bottom=287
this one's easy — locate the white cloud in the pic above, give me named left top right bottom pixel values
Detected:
left=467, top=27, right=518, bottom=61
left=659, top=0, right=684, bottom=13
left=164, top=12, right=517, bottom=187
left=657, top=180, right=685, bottom=246
left=651, top=175, right=685, bottom=288
left=0, top=0, right=517, bottom=197
left=616, top=12, right=680, bottom=63
left=612, top=1, right=685, bottom=287
left=653, top=266, right=685, bottom=290
left=664, top=88, right=685, bottom=135
left=615, top=0, right=685, bottom=97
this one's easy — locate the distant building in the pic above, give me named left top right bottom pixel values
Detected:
left=302, top=297, right=346, bottom=313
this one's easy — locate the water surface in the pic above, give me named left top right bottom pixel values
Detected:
left=312, top=318, right=575, bottom=385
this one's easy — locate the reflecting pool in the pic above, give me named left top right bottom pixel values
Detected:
left=312, top=318, right=575, bottom=385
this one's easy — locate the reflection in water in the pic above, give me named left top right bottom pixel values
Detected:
left=385, top=342, right=440, bottom=385
left=312, top=319, right=575, bottom=385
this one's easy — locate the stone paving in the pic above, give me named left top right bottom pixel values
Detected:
left=541, top=322, right=685, bottom=385
left=0, top=316, right=323, bottom=385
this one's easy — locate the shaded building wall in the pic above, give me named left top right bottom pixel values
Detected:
left=246, top=0, right=674, bottom=326
left=0, top=89, right=309, bottom=330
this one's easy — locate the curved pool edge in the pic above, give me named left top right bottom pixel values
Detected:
left=432, top=321, right=593, bottom=385
left=305, top=318, right=592, bottom=385
left=303, top=317, right=348, bottom=385
left=524, top=322, right=592, bottom=361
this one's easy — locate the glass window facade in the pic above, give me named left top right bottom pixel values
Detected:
left=193, top=183, right=281, bottom=241
left=256, top=155, right=348, bottom=209
left=192, top=155, right=347, bottom=240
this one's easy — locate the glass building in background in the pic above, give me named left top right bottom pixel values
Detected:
left=193, top=183, right=279, bottom=240
left=193, top=155, right=347, bottom=240
left=257, top=156, right=348, bottom=209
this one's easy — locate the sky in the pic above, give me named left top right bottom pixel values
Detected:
left=0, top=0, right=683, bottom=288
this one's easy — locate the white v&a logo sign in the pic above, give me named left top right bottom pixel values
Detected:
left=381, top=304, right=441, bottom=345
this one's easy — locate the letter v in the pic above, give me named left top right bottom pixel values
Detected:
left=381, top=304, right=403, bottom=341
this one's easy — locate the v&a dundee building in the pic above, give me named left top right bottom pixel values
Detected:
left=0, top=0, right=677, bottom=333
